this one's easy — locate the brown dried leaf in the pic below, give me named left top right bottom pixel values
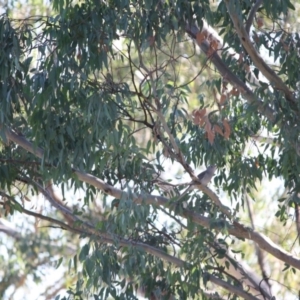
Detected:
left=193, top=115, right=200, bottom=125
left=192, top=109, right=200, bottom=117
left=207, top=128, right=215, bottom=145
left=197, top=108, right=207, bottom=118
left=199, top=115, right=207, bottom=127
left=192, top=109, right=207, bottom=126
left=223, top=119, right=231, bottom=139
left=205, top=120, right=215, bottom=144
left=214, top=124, right=224, bottom=136
left=205, top=119, right=211, bottom=131
left=192, top=110, right=200, bottom=125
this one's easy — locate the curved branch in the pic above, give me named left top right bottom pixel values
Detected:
left=194, top=20, right=261, bottom=87
left=245, top=0, right=263, bottom=34
left=185, top=24, right=275, bottom=123
left=75, top=172, right=300, bottom=271
left=223, top=248, right=272, bottom=299
left=5, top=184, right=186, bottom=268
left=3, top=190, right=261, bottom=298
left=225, top=0, right=295, bottom=104
left=4, top=127, right=43, bottom=159
left=4, top=126, right=300, bottom=271
left=208, top=274, right=258, bottom=300
left=2, top=193, right=263, bottom=298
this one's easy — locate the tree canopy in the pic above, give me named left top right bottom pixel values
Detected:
left=1, top=0, right=300, bottom=299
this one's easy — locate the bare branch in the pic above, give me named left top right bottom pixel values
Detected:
left=246, top=0, right=263, bottom=34
left=207, top=273, right=259, bottom=300
left=197, top=20, right=261, bottom=87
left=4, top=126, right=300, bottom=270
left=225, top=0, right=295, bottom=104
left=4, top=127, right=43, bottom=159
left=185, top=24, right=275, bottom=123
left=5, top=184, right=187, bottom=267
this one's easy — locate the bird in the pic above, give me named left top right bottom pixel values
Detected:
left=175, top=165, right=217, bottom=205
left=193, top=165, right=217, bottom=186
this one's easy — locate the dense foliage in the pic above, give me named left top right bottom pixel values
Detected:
left=1, top=0, right=300, bottom=299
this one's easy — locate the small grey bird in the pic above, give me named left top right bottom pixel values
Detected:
left=194, top=165, right=217, bottom=186
left=176, top=165, right=217, bottom=205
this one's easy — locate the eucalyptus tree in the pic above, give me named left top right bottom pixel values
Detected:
left=0, top=0, right=300, bottom=299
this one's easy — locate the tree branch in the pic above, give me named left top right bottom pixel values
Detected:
left=208, top=273, right=259, bottom=300
left=2, top=187, right=187, bottom=267
left=194, top=19, right=261, bottom=87
left=225, top=0, right=295, bottom=104
left=185, top=23, right=276, bottom=123
left=207, top=240, right=272, bottom=299
left=4, top=126, right=300, bottom=270
left=245, top=0, right=263, bottom=34
left=4, top=190, right=260, bottom=298
left=4, top=127, right=43, bottom=159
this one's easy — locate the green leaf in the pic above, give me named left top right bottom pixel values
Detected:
left=56, top=257, right=64, bottom=269
left=79, top=244, right=90, bottom=262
